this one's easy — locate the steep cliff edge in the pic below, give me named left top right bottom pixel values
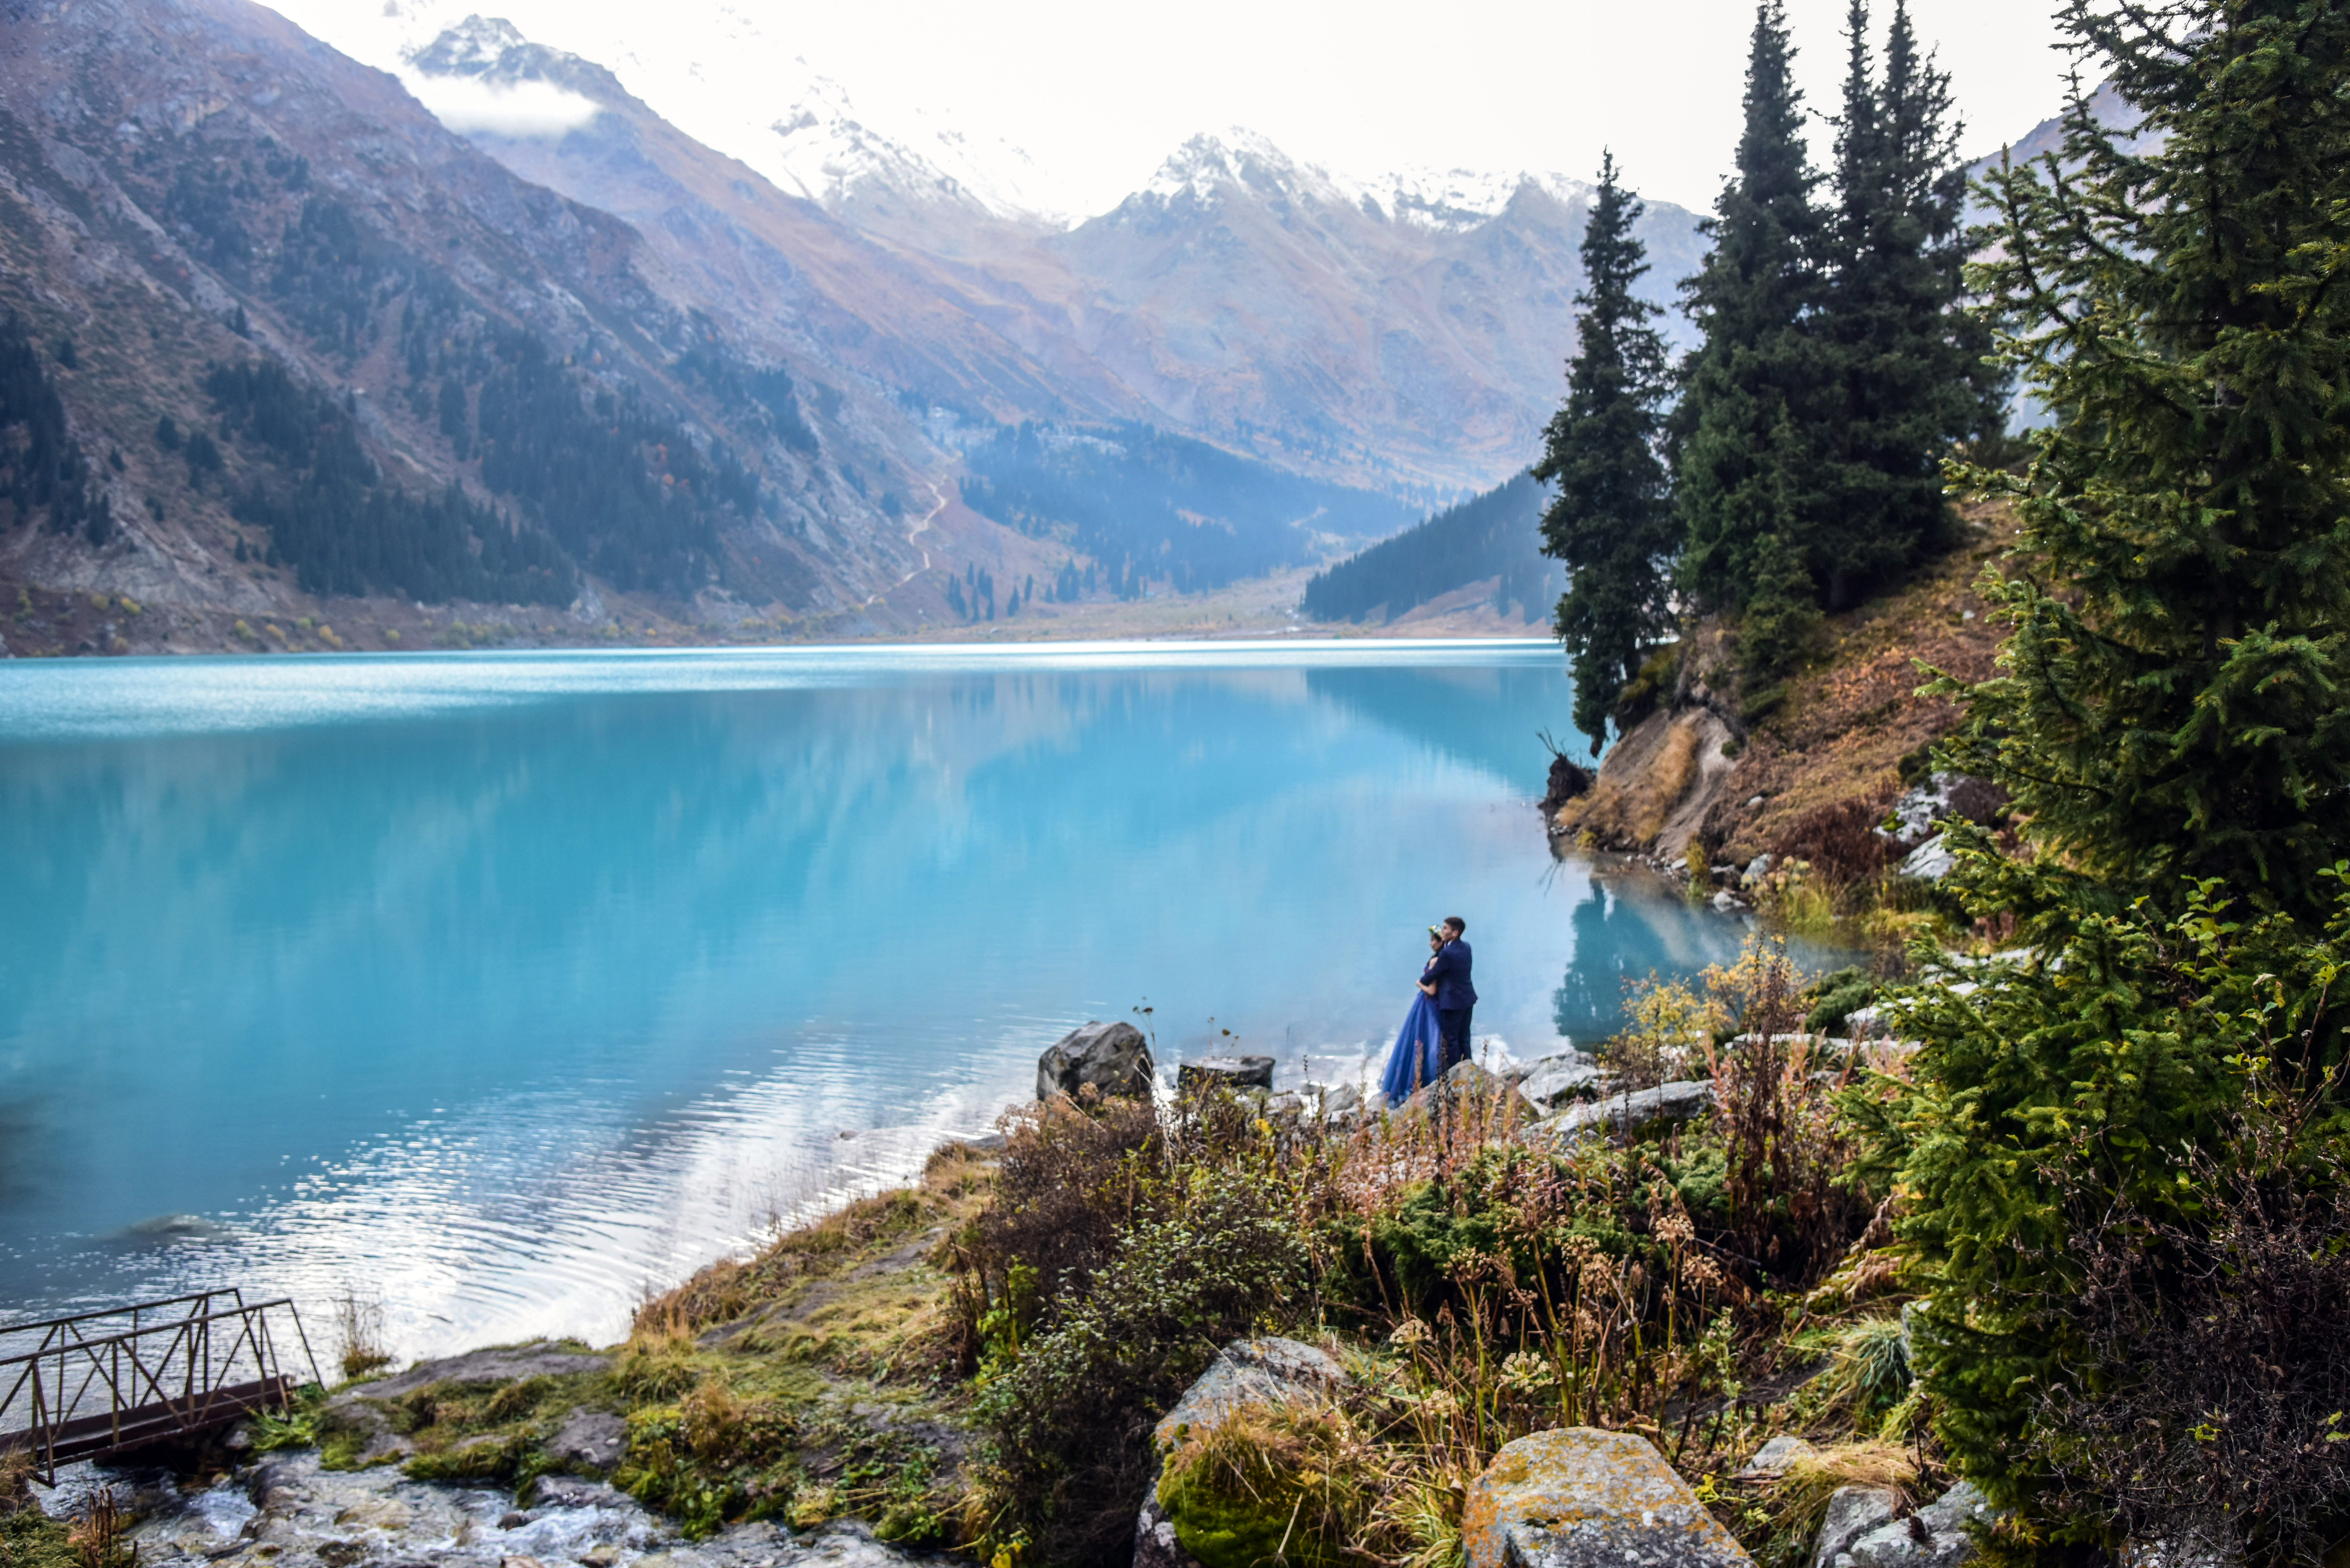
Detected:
left=1550, top=501, right=2011, bottom=866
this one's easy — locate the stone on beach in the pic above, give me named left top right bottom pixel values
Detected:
left=1036, top=1020, right=1155, bottom=1101
left=1176, top=1055, right=1275, bottom=1092
left=1463, top=1426, right=1754, bottom=1568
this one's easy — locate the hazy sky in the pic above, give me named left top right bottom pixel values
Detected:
left=267, top=0, right=2081, bottom=218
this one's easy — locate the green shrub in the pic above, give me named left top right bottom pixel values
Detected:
left=1855, top=867, right=2350, bottom=1549
left=976, top=1162, right=1311, bottom=1568
left=1801, top=968, right=1875, bottom=1035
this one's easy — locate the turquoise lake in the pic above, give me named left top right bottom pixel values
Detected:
left=0, top=640, right=1753, bottom=1358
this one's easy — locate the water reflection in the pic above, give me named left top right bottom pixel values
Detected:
left=0, top=643, right=1770, bottom=1356
left=1550, top=869, right=1749, bottom=1041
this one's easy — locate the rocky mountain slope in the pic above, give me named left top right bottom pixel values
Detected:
left=391, top=17, right=1709, bottom=495
left=0, top=0, right=954, bottom=646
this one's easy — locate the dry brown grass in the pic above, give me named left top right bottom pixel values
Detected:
left=1555, top=709, right=1707, bottom=848
left=1703, top=501, right=2011, bottom=862
left=634, top=1143, right=995, bottom=1337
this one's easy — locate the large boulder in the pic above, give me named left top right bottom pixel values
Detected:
left=1135, top=1338, right=1345, bottom=1568
left=1037, top=1021, right=1155, bottom=1101
left=1544, top=1080, right=1715, bottom=1141
left=1831, top=1483, right=1992, bottom=1568
left=1464, top=1427, right=1754, bottom=1568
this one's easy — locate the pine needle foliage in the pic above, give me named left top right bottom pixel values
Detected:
left=1946, top=0, right=2350, bottom=922
left=1813, top=0, right=1979, bottom=605
left=1676, top=0, right=1829, bottom=670
left=1536, top=154, right=1677, bottom=753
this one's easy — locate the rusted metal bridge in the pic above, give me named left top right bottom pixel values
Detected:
left=0, top=1290, right=319, bottom=1481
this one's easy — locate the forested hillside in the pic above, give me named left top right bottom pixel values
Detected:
left=1535, top=0, right=2002, bottom=749
left=1300, top=474, right=1553, bottom=624
left=959, top=420, right=1419, bottom=599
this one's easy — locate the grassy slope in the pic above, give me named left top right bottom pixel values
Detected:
left=320, top=1145, right=996, bottom=1542
left=1553, top=500, right=2012, bottom=863
left=1708, top=501, right=2011, bottom=864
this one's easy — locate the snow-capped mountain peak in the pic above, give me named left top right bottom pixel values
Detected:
left=1132, top=127, right=1596, bottom=234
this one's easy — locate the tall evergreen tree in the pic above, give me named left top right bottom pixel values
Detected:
left=1536, top=153, right=1676, bottom=752
left=1675, top=0, right=1827, bottom=681
left=1945, top=0, right=2350, bottom=923
left=1812, top=0, right=1974, bottom=606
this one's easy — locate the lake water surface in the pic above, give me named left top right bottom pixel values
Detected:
left=0, top=640, right=1751, bottom=1358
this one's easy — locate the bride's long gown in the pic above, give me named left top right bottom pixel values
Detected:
left=1379, top=971, right=1445, bottom=1104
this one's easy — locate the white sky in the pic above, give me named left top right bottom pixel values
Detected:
left=266, top=0, right=2081, bottom=219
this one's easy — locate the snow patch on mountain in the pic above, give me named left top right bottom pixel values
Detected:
left=1135, top=128, right=1596, bottom=232
left=752, top=70, right=1062, bottom=223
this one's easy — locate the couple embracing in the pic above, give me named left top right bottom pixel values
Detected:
left=1378, top=916, right=1475, bottom=1103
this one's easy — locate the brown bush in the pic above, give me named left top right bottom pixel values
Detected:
left=1768, top=798, right=1896, bottom=887
left=1940, top=775, right=2009, bottom=826
left=1703, top=940, right=1868, bottom=1287
left=978, top=1092, right=1161, bottom=1302
left=2037, top=1136, right=2350, bottom=1567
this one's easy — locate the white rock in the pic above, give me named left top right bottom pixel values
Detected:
left=1544, top=1080, right=1714, bottom=1141
left=1899, top=833, right=1956, bottom=881
left=1517, top=1052, right=1601, bottom=1111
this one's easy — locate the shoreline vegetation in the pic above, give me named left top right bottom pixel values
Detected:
left=0, top=972, right=1963, bottom=1568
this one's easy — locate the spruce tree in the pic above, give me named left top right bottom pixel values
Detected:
left=1812, top=0, right=1974, bottom=607
left=1535, top=153, right=1676, bottom=752
left=1675, top=0, right=1828, bottom=681
left=1948, top=0, right=2350, bottom=922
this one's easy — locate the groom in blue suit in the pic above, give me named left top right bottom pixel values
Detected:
left=1419, top=917, right=1476, bottom=1072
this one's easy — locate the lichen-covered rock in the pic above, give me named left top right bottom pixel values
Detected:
left=1831, top=1483, right=1992, bottom=1568
left=1151, top=1338, right=1343, bottom=1450
left=1135, top=1339, right=1345, bottom=1568
left=1037, top=1020, right=1155, bottom=1100
left=1463, top=1427, right=1753, bottom=1568
left=1811, top=1487, right=1900, bottom=1568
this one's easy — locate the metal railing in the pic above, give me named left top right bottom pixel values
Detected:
left=0, top=1290, right=320, bottom=1481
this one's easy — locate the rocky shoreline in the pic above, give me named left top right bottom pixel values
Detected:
left=18, top=1014, right=1922, bottom=1568
left=42, top=1444, right=930, bottom=1568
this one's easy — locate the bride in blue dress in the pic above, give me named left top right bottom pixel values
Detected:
left=1380, top=929, right=1447, bottom=1104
